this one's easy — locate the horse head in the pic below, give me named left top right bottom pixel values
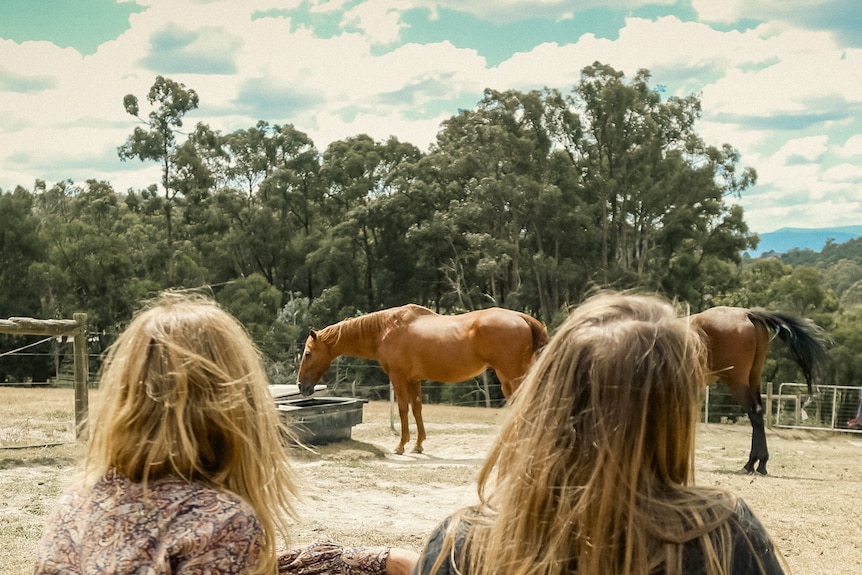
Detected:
left=297, top=330, right=334, bottom=396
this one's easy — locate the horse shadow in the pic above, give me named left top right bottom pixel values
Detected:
left=289, top=438, right=485, bottom=466
left=707, top=467, right=837, bottom=482
left=381, top=451, right=486, bottom=466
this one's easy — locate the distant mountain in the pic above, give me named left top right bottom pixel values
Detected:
left=748, top=226, right=862, bottom=257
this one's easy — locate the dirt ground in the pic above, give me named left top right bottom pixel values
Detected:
left=2, top=391, right=861, bottom=573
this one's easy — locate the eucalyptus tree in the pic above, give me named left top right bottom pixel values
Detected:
left=316, top=134, right=423, bottom=312
left=0, top=186, right=49, bottom=382
left=29, top=179, right=161, bottom=356
left=828, top=308, right=862, bottom=395
left=426, top=90, right=552, bottom=313
left=205, top=122, right=324, bottom=303
left=714, top=257, right=838, bottom=315
left=118, top=76, right=200, bottom=281
left=425, top=88, right=596, bottom=320
left=713, top=257, right=790, bottom=309
left=572, top=62, right=757, bottom=306
left=0, top=186, right=45, bottom=318
left=358, top=138, right=426, bottom=307
left=253, top=123, right=324, bottom=301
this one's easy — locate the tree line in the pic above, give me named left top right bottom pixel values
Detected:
left=1, top=62, right=861, bottom=407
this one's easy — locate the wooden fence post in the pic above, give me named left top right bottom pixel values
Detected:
left=390, top=383, right=396, bottom=431
left=73, top=313, right=89, bottom=441
left=765, top=381, right=773, bottom=429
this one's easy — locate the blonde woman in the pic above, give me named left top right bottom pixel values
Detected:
left=416, top=292, right=787, bottom=575
left=34, top=293, right=417, bottom=575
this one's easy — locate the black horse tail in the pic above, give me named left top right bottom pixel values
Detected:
left=747, top=309, right=830, bottom=399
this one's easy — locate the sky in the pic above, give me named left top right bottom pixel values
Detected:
left=1, top=0, right=861, bottom=234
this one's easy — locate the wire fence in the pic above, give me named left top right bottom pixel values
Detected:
left=4, top=336, right=862, bottom=436
left=769, top=383, right=862, bottom=434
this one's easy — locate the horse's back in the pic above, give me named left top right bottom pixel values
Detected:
left=392, top=303, right=436, bottom=322
left=393, top=307, right=523, bottom=349
left=379, top=307, right=539, bottom=385
left=690, top=306, right=766, bottom=386
left=690, top=306, right=750, bottom=335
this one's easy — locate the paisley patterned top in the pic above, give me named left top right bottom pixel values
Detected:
left=34, top=468, right=390, bottom=575
left=34, top=467, right=262, bottom=573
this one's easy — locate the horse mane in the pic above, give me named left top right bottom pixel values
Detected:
left=321, top=305, right=427, bottom=348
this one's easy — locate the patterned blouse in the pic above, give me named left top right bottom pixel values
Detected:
left=34, top=468, right=389, bottom=575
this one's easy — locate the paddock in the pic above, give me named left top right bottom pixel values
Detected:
left=1, top=389, right=860, bottom=573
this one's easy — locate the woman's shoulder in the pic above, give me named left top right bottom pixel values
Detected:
left=89, top=468, right=256, bottom=522
left=728, top=498, right=786, bottom=574
left=151, top=475, right=255, bottom=518
left=729, top=497, right=766, bottom=531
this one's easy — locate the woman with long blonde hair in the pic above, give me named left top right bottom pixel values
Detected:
left=416, top=292, right=786, bottom=575
left=35, top=292, right=417, bottom=575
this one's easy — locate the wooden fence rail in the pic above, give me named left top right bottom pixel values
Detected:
left=0, top=314, right=89, bottom=440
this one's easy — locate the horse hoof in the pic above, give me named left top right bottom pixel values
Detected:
left=412, top=446, right=424, bottom=454
left=393, top=447, right=405, bottom=455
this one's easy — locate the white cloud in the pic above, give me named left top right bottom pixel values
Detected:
left=2, top=0, right=862, bottom=233
left=342, top=0, right=411, bottom=44
left=823, top=163, right=862, bottom=183
left=835, top=134, right=862, bottom=157
left=774, top=135, right=829, bottom=164
left=314, top=109, right=447, bottom=150
left=691, top=0, right=745, bottom=24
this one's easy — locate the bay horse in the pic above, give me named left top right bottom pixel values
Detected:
left=690, top=306, right=829, bottom=475
left=297, top=304, right=549, bottom=454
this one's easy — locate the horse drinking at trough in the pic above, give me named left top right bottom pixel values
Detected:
left=297, top=304, right=549, bottom=454
left=690, top=306, right=829, bottom=475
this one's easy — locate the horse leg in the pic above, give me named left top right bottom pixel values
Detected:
left=745, top=402, right=768, bottom=475
left=728, top=378, right=768, bottom=475
left=407, top=380, right=426, bottom=453
left=744, top=331, right=770, bottom=475
left=391, top=378, right=411, bottom=455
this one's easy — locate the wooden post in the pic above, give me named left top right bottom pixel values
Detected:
left=390, top=383, right=395, bottom=431
left=765, top=381, right=774, bottom=429
left=0, top=314, right=88, bottom=442
left=481, top=372, right=491, bottom=408
left=703, top=385, right=710, bottom=423
left=73, top=313, right=89, bottom=441
left=794, top=396, right=801, bottom=424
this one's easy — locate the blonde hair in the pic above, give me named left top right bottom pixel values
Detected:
left=432, top=292, right=778, bottom=575
left=85, top=292, right=299, bottom=575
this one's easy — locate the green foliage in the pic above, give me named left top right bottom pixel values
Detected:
left=3, top=67, right=861, bottom=399
left=118, top=76, right=202, bottom=281
left=0, top=187, right=44, bottom=318
left=829, top=308, right=862, bottom=387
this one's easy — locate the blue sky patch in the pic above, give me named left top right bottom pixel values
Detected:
left=395, top=7, right=624, bottom=67
left=254, top=5, right=349, bottom=39
left=0, top=0, right=144, bottom=55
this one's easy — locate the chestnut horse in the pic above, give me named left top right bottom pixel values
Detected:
left=297, top=304, right=549, bottom=454
left=691, top=306, right=829, bottom=475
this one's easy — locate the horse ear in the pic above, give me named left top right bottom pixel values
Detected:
left=309, top=329, right=318, bottom=340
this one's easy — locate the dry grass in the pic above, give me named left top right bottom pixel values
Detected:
left=0, top=387, right=78, bottom=449
left=2, top=388, right=861, bottom=574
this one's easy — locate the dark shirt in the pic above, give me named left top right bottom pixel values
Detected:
left=415, top=499, right=785, bottom=575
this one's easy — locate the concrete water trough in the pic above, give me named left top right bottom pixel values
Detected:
left=269, top=385, right=366, bottom=445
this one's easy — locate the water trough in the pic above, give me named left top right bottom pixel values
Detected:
left=270, top=385, right=366, bottom=445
